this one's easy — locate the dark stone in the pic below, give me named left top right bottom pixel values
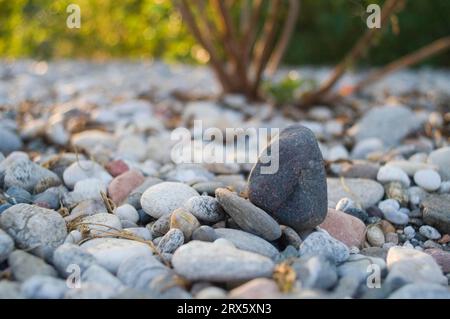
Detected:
left=421, top=194, right=450, bottom=234
left=248, top=124, right=327, bottom=232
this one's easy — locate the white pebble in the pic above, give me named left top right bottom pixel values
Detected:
left=114, top=204, right=139, bottom=224
left=377, top=166, right=410, bottom=187
left=413, top=169, right=441, bottom=192
left=403, top=226, right=416, bottom=240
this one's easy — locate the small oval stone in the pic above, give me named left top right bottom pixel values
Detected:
left=157, top=228, right=184, bottom=254
left=419, top=225, right=441, bottom=240
left=140, top=182, right=198, bottom=218
left=183, top=195, right=225, bottom=223
left=366, top=225, right=385, bottom=247
left=414, top=169, right=441, bottom=192
left=170, top=208, right=200, bottom=241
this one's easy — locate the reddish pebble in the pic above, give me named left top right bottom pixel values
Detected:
left=107, top=169, right=145, bottom=205
left=425, top=248, right=450, bottom=273
left=438, top=234, right=450, bottom=244
left=229, top=278, right=280, bottom=299
left=105, top=160, right=129, bottom=177
left=319, top=208, right=366, bottom=248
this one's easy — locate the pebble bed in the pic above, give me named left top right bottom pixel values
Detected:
left=0, top=60, right=449, bottom=299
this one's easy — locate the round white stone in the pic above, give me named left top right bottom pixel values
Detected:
left=115, top=204, right=139, bottom=224
left=140, top=182, right=198, bottom=218
left=413, top=169, right=441, bottom=192
left=377, top=166, right=410, bottom=187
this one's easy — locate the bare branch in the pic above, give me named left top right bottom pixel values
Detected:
left=251, top=0, right=283, bottom=96
left=241, top=0, right=264, bottom=66
left=175, top=0, right=233, bottom=91
left=351, top=36, right=450, bottom=93
left=301, top=0, right=404, bottom=105
left=267, top=0, right=301, bottom=76
left=213, top=0, right=251, bottom=91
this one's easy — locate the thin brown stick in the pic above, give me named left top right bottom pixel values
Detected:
left=251, top=0, right=283, bottom=96
left=301, top=0, right=404, bottom=105
left=176, top=0, right=233, bottom=91
left=267, top=0, right=301, bottom=76
left=351, top=36, right=450, bottom=93
left=241, top=0, right=264, bottom=66
left=213, top=0, right=251, bottom=93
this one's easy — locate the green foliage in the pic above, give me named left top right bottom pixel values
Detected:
left=0, top=0, right=449, bottom=66
left=263, top=73, right=317, bottom=105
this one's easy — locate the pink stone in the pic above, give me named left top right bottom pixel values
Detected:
left=105, top=160, right=129, bottom=177
left=425, top=248, right=450, bottom=273
left=229, top=278, right=280, bottom=299
left=107, top=169, right=145, bottom=205
left=319, top=208, right=366, bottom=248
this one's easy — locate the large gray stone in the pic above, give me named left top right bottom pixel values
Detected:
left=421, top=194, right=450, bottom=234
left=350, top=105, right=422, bottom=146
left=327, top=178, right=384, bottom=209
left=172, top=241, right=274, bottom=282
left=248, top=124, right=328, bottom=232
left=0, top=204, right=67, bottom=260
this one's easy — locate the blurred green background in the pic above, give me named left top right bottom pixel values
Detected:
left=1, top=0, right=449, bottom=66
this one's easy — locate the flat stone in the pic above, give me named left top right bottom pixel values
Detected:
left=81, top=264, right=123, bottom=290
left=172, top=241, right=274, bottom=282
left=327, top=178, right=384, bottom=209
left=140, top=182, right=198, bottom=218
left=108, top=169, right=145, bottom=205
left=117, top=254, right=168, bottom=289
left=214, top=228, right=279, bottom=259
left=299, top=231, right=350, bottom=264
left=386, top=246, right=447, bottom=285
left=319, top=209, right=366, bottom=248
left=80, top=238, right=154, bottom=273
left=386, top=160, right=438, bottom=177
left=215, top=188, right=281, bottom=241
left=248, top=124, right=328, bottom=232
left=0, top=204, right=67, bottom=260
left=8, top=250, right=57, bottom=282
left=421, top=194, right=450, bottom=234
